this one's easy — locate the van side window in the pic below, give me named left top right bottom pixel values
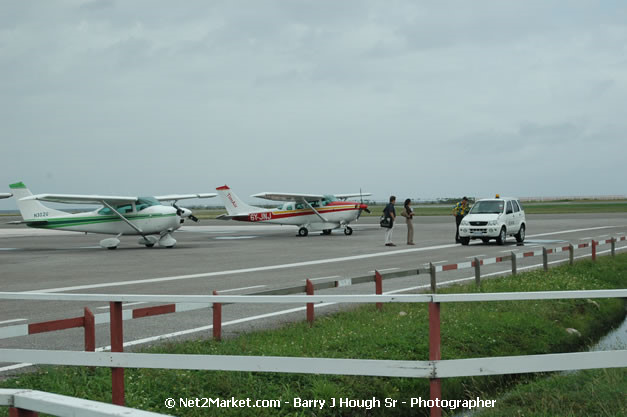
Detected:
left=506, top=201, right=513, bottom=214
left=516, top=200, right=524, bottom=211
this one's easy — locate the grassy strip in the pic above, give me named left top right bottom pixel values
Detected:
left=1, top=201, right=625, bottom=219
left=189, top=202, right=627, bottom=218
left=1, top=256, right=625, bottom=416
left=361, top=202, right=627, bottom=217
left=475, top=368, right=627, bottom=417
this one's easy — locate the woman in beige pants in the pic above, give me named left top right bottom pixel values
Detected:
left=401, top=198, right=415, bottom=245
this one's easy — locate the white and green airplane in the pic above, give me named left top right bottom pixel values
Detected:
left=8, top=182, right=216, bottom=249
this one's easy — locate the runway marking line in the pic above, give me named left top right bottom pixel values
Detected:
left=218, top=285, right=266, bottom=293
left=0, top=319, right=27, bottom=325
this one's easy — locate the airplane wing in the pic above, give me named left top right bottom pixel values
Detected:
left=334, top=192, right=372, bottom=200
left=154, top=193, right=217, bottom=202
left=251, top=192, right=325, bottom=202
left=21, top=194, right=137, bottom=205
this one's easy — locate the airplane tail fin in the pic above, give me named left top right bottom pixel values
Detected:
left=216, top=185, right=259, bottom=215
left=9, top=182, right=67, bottom=220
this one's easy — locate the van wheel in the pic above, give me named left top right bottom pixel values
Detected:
left=496, top=227, right=507, bottom=245
left=481, top=238, right=490, bottom=244
left=515, top=224, right=525, bottom=243
left=460, top=237, right=470, bottom=245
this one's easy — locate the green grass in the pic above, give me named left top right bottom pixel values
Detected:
left=2, top=201, right=625, bottom=220
left=362, top=202, right=627, bottom=217
left=475, top=368, right=627, bottom=417
left=189, top=202, right=627, bottom=219
left=1, top=256, right=625, bottom=416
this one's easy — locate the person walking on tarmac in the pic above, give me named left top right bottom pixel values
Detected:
left=453, top=196, right=470, bottom=243
left=383, top=196, right=396, bottom=246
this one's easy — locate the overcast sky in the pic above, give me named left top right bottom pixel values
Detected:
left=1, top=1, right=626, bottom=210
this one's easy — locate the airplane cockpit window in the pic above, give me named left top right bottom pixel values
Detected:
left=136, top=197, right=160, bottom=211
left=295, top=203, right=304, bottom=210
left=311, top=201, right=320, bottom=208
left=98, top=203, right=135, bottom=216
left=321, top=195, right=337, bottom=206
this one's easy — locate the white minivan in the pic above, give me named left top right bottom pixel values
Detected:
left=458, top=197, right=526, bottom=245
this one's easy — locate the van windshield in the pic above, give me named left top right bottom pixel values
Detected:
left=470, top=200, right=504, bottom=214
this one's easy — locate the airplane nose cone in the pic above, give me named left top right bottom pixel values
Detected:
left=360, top=203, right=368, bottom=210
left=181, top=208, right=192, bottom=217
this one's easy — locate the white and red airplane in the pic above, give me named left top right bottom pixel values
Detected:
left=216, top=185, right=370, bottom=236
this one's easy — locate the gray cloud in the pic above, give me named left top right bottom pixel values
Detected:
left=1, top=1, right=626, bottom=209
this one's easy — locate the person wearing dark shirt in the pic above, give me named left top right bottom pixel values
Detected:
left=383, top=196, right=396, bottom=246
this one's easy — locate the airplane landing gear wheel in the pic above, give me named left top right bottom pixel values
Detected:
left=344, top=226, right=353, bottom=236
left=139, top=236, right=158, bottom=248
left=100, top=237, right=120, bottom=250
left=298, top=227, right=309, bottom=237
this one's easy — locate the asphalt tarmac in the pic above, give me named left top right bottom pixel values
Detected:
left=1, top=213, right=626, bottom=374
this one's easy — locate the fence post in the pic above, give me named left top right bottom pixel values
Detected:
left=375, top=270, right=383, bottom=311
left=569, top=244, right=574, bottom=265
left=511, top=252, right=517, bottom=276
left=611, top=238, right=616, bottom=257
left=110, top=301, right=125, bottom=406
left=542, top=247, right=548, bottom=272
left=9, top=409, right=38, bottom=417
left=592, top=240, right=597, bottom=261
left=430, top=263, right=437, bottom=293
left=213, top=290, right=222, bottom=341
left=84, top=307, right=95, bottom=352
left=306, top=279, right=314, bottom=326
left=429, top=302, right=442, bottom=417
left=474, top=258, right=481, bottom=287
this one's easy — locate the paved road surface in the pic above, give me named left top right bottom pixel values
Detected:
left=1, top=213, right=625, bottom=373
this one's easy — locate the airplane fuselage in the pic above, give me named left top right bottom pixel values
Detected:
left=24, top=205, right=181, bottom=236
left=230, top=201, right=363, bottom=231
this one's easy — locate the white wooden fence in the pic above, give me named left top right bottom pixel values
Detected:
left=0, top=289, right=626, bottom=417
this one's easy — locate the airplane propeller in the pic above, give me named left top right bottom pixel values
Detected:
left=357, top=188, right=370, bottom=219
left=172, top=202, right=199, bottom=222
